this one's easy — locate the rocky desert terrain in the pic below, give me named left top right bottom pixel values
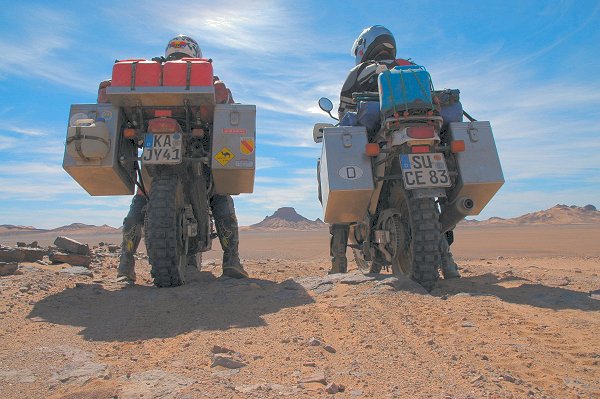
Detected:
left=0, top=206, right=599, bottom=398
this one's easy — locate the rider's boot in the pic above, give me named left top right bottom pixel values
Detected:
left=117, top=224, right=141, bottom=284
left=116, top=195, right=146, bottom=284
left=440, top=235, right=460, bottom=279
left=216, top=214, right=248, bottom=279
left=329, top=224, right=349, bottom=274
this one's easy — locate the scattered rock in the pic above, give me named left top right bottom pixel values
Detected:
left=471, top=374, right=484, bottom=384
left=325, top=382, right=341, bottom=394
left=308, top=337, right=322, bottom=346
left=212, top=368, right=239, bottom=378
left=120, top=370, right=194, bottom=399
left=210, top=354, right=247, bottom=369
left=340, top=273, right=376, bottom=285
left=555, top=278, right=570, bottom=286
left=59, top=266, right=93, bottom=277
left=16, top=242, right=26, bottom=247
left=50, top=252, right=91, bottom=267
left=0, top=248, right=25, bottom=262
left=0, top=369, right=37, bottom=383
left=323, top=344, right=337, bottom=353
left=500, top=374, right=517, bottom=383
left=48, top=347, right=109, bottom=385
left=54, top=236, right=90, bottom=256
left=108, top=245, right=119, bottom=253
left=462, top=322, right=475, bottom=328
left=235, top=383, right=300, bottom=396
left=211, top=345, right=234, bottom=354
left=299, top=370, right=327, bottom=385
left=0, top=262, right=18, bottom=276
left=303, top=361, right=316, bottom=367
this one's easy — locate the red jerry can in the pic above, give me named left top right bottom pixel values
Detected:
left=163, top=58, right=213, bottom=87
left=111, top=59, right=161, bottom=88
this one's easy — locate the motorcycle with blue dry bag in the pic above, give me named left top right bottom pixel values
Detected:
left=314, top=65, right=504, bottom=290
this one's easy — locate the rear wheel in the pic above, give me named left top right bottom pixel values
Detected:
left=144, top=174, right=186, bottom=287
left=387, top=192, right=441, bottom=291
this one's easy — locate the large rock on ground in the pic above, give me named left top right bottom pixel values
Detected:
left=54, top=236, right=90, bottom=256
left=0, top=248, right=46, bottom=263
left=0, top=262, right=19, bottom=276
left=50, top=252, right=91, bottom=267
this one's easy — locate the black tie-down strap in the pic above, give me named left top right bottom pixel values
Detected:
left=66, top=126, right=110, bottom=161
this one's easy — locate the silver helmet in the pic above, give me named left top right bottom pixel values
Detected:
left=165, top=34, right=201, bottom=60
left=350, top=25, right=396, bottom=65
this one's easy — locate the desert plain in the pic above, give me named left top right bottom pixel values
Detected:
left=0, top=215, right=599, bottom=398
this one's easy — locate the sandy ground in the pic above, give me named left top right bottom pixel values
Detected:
left=0, top=225, right=599, bottom=398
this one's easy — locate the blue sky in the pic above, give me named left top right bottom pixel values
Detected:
left=0, top=1, right=599, bottom=228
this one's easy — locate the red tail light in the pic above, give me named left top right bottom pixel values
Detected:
left=407, top=126, right=435, bottom=139
left=411, top=145, right=430, bottom=153
left=147, top=118, right=181, bottom=133
left=154, top=109, right=172, bottom=117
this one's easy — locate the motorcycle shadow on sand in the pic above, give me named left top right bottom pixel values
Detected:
left=27, top=269, right=314, bottom=342
left=433, top=272, right=600, bottom=312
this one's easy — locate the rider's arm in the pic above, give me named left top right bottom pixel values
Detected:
left=97, top=80, right=111, bottom=103
left=214, top=76, right=234, bottom=104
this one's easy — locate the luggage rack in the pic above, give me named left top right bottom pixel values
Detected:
left=106, top=86, right=215, bottom=107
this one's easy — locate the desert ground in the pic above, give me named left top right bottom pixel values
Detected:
left=1, top=224, right=599, bottom=398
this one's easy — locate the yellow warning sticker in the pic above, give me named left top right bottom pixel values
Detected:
left=215, top=147, right=234, bottom=166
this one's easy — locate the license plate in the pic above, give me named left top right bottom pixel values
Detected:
left=142, top=133, right=182, bottom=164
left=400, top=153, right=451, bottom=189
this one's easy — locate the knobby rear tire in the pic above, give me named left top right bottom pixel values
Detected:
left=391, top=196, right=441, bottom=291
left=144, top=174, right=186, bottom=287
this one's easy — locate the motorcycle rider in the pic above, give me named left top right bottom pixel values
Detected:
left=101, top=34, right=248, bottom=284
left=329, top=25, right=460, bottom=279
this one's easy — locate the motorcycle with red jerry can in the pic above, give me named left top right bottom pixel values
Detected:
left=314, top=65, right=504, bottom=290
left=63, top=58, right=256, bottom=287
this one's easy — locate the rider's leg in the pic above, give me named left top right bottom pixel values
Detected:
left=329, top=224, right=349, bottom=274
left=117, top=194, right=147, bottom=282
left=211, top=194, right=248, bottom=278
left=441, top=230, right=460, bottom=279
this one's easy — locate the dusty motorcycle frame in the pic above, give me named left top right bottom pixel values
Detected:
left=64, top=71, right=255, bottom=287
left=314, top=94, right=503, bottom=290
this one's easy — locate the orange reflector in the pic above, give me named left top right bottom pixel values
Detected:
left=451, top=140, right=466, bottom=153
left=154, top=109, right=172, bottom=117
left=192, top=128, right=205, bottom=137
left=365, top=143, right=380, bottom=157
left=123, top=128, right=137, bottom=139
left=411, top=145, right=430, bottom=153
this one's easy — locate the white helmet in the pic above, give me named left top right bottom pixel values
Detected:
left=351, top=25, right=396, bottom=65
left=165, top=34, right=201, bottom=60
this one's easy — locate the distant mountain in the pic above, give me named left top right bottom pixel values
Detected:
left=462, top=204, right=600, bottom=226
left=249, top=207, right=326, bottom=230
left=0, top=225, right=47, bottom=234
left=51, top=223, right=120, bottom=233
left=0, top=223, right=120, bottom=236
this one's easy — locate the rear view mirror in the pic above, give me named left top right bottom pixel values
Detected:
left=318, top=97, right=334, bottom=113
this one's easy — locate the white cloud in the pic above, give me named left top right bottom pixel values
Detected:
left=256, top=156, right=283, bottom=170
left=0, top=6, right=99, bottom=92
